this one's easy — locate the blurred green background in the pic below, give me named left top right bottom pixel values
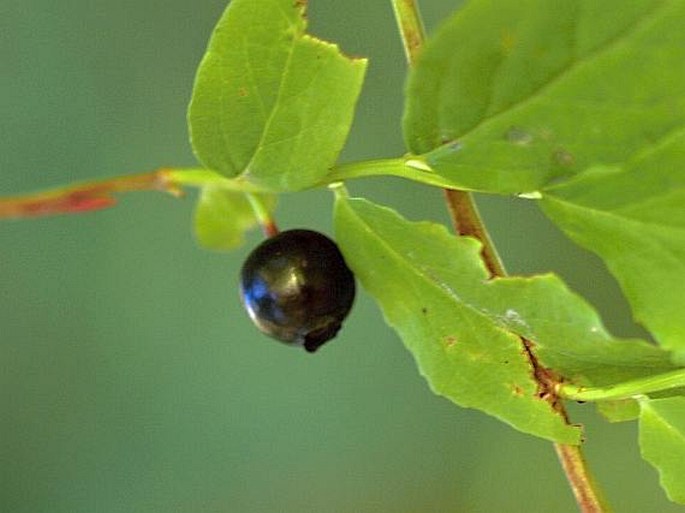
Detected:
left=1, top=1, right=680, bottom=512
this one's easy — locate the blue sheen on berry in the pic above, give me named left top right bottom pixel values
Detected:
left=239, top=229, right=356, bottom=352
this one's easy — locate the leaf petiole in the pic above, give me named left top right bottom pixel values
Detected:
left=165, top=168, right=267, bottom=192
left=558, top=368, right=685, bottom=402
left=323, top=156, right=459, bottom=189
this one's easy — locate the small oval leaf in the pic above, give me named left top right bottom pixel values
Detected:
left=194, top=187, right=276, bottom=251
left=188, top=0, right=367, bottom=191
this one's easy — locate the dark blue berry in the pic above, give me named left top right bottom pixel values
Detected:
left=239, top=229, right=355, bottom=352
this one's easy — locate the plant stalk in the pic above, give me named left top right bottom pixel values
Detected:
left=0, top=167, right=287, bottom=222
left=443, top=189, right=506, bottom=277
left=390, top=2, right=611, bottom=512
left=0, top=169, right=184, bottom=219
left=391, top=0, right=426, bottom=63
left=555, top=444, right=613, bottom=513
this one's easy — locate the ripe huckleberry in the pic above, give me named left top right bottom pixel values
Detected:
left=239, top=229, right=356, bottom=352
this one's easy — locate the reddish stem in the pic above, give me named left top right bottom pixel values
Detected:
left=390, top=2, right=611, bottom=512
left=0, top=169, right=183, bottom=219
left=263, top=221, right=280, bottom=238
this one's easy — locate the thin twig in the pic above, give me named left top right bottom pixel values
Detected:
left=443, top=189, right=506, bottom=277
left=556, top=444, right=612, bottom=513
left=391, top=0, right=426, bottom=63
left=390, top=2, right=612, bottom=512
left=0, top=169, right=182, bottom=219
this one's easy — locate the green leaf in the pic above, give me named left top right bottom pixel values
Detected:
left=336, top=193, right=677, bottom=382
left=596, top=399, right=640, bottom=423
left=194, top=187, right=276, bottom=251
left=540, top=129, right=685, bottom=355
left=639, top=396, right=685, bottom=504
left=334, top=195, right=580, bottom=443
left=404, top=0, right=685, bottom=194
left=188, top=0, right=367, bottom=191
left=483, top=280, right=679, bottom=389
left=334, top=195, right=682, bottom=441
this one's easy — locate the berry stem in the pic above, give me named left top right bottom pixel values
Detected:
left=390, top=2, right=611, bottom=512
left=246, top=193, right=279, bottom=237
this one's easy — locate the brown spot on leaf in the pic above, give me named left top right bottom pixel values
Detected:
left=237, top=87, right=248, bottom=97
left=511, top=384, right=525, bottom=397
left=443, top=335, right=457, bottom=348
left=505, top=126, right=534, bottom=145
left=553, top=148, right=575, bottom=167
left=519, top=337, right=570, bottom=421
